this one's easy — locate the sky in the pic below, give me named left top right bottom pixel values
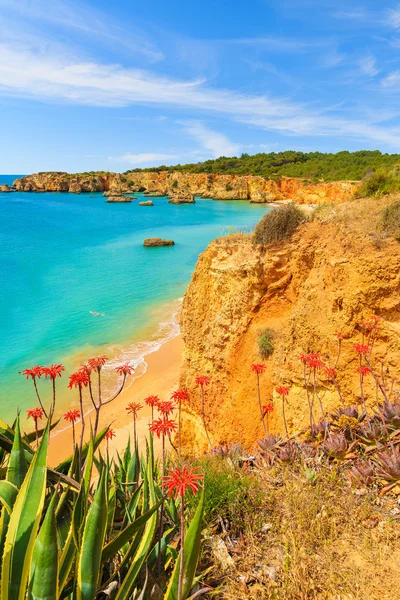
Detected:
left=2, top=0, right=400, bottom=172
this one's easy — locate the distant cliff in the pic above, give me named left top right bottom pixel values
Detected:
left=12, top=171, right=358, bottom=204
left=179, top=196, right=400, bottom=452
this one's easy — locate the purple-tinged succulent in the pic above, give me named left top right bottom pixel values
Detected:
left=322, top=432, right=349, bottom=459
left=348, top=460, right=374, bottom=487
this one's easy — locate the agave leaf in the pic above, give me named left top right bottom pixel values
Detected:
left=115, top=455, right=158, bottom=599
left=1, top=424, right=49, bottom=600
left=23, top=418, right=60, bottom=444
left=102, top=501, right=160, bottom=564
left=29, top=493, right=59, bottom=600
left=77, top=467, right=108, bottom=600
left=55, top=427, right=108, bottom=474
left=0, top=482, right=19, bottom=515
left=122, top=482, right=143, bottom=527
left=164, top=488, right=205, bottom=600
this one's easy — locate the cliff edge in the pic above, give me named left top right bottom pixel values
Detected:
left=179, top=196, right=400, bottom=451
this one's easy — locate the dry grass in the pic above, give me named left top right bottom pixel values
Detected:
left=201, top=460, right=400, bottom=600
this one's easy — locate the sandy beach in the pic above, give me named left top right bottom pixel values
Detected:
left=48, top=334, right=184, bottom=466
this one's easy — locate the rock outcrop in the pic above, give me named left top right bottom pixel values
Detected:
left=143, top=238, right=175, bottom=247
left=0, top=184, right=12, bottom=192
left=105, top=195, right=133, bottom=203
left=179, top=198, right=400, bottom=452
left=139, top=200, right=154, bottom=206
left=13, top=171, right=359, bottom=205
left=168, top=194, right=195, bottom=205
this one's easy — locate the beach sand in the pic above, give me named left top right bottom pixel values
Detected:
left=48, top=335, right=184, bottom=466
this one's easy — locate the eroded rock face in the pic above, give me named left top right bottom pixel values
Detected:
left=143, top=238, right=175, bottom=247
left=179, top=219, right=400, bottom=453
left=13, top=172, right=359, bottom=205
left=168, top=194, right=195, bottom=204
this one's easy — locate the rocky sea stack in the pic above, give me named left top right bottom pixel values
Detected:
left=139, top=200, right=154, bottom=206
left=143, top=238, right=175, bottom=247
left=105, top=195, right=134, bottom=203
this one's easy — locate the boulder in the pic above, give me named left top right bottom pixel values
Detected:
left=168, top=194, right=195, bottom=204
left=139, top=200, right=154, bottom=206
left=105, top=195, right=132, bottom=203
left=143, top=238, right=175, bottom=247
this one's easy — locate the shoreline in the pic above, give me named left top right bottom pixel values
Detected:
left=48, top=334, right=184, bottom=465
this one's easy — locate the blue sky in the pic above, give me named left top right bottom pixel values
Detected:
left=2, top=0, right=400, bottom=172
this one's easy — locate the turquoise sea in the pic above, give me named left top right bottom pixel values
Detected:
left=0, top=174, right=269, bottom=421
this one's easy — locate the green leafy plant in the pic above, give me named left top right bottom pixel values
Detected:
left=258, top=328, right=274, bottom=359
left=253, top=204, right=306, bottom=246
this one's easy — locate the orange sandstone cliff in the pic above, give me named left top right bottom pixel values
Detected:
left=179, top=198, right=400, bottom=452
left=12, top=171, right=358, bottom=204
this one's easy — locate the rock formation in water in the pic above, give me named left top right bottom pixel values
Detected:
left=105, top=195, right=133, bottom=203
left=12, top=171, right=359, bottom=205
left=139, top=200, right=154, bottom=206
left=143, top=238, right=175, bottom=247
left=179, top=197, right=400, bottom=452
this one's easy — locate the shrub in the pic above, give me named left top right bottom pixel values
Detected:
left=258, top=328, right=274, bottom=359
left=127, top=179, right=134, bottom=186
left=357, top=167, right=400, bottom=198
left=381, top=199, right=400, bottom=240
left=253, top=204, right=306, bottom=246
left=172, top=179, right=178, bottom=188
left=225, top=183, right=233, bottom=192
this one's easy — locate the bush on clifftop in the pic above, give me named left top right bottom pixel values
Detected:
left=356, top=167, right=400, bottom=198
left=253, top=204, right=306, bottom=246
left=381, top=199, right=400, bottom=240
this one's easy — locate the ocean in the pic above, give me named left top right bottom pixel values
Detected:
left=0, top=174, right=269, bottom=421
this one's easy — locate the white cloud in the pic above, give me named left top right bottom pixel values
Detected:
left=108, top=153, right=177, bottom=165
left=180, top=121, right=239, bottom=157
left=387, top=5, right=400, bottom=29
left=359, top=54, right=379, bottom=77
left=381, top=71, right=400, bottom=87
left=322, top=50, right=346, bottom=68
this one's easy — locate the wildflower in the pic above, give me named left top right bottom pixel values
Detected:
left=87, top=355, right=108, bottom=371
left=115, top=362, right=135, bottom=377
left=335, top=332, right=345, bottom=340
left=362, top=315, right=380, bottom=331
left=68, top=371, right=90, bottom=389
left=251, top=363, right=266, bottom=375
left=64, top=409, right=80, bottom=423
left=144, top=395, right=160, bottom=407
left=324, top=366, right=336, bottom=379
left=357, top=366, right=370, bottom=376
left=42, top=364, right=65, bottom=380
left=126, top=402, right=143, bottom=416
left=149, top=417, right=177, bottom=438
left=262, top=403, right=274, bottom=416
left=21, top=366, right=45, bottom=379
left=162, top=466, right=203, bottom=499
left=354, top=343, right=371, bottom=356
left=171, top=389, right=189, bottom=404
left=157, top=400, right=175, bottom=417
left=27, top=407, right=44, bottom=422
left=299, top=352, right=324, bottom=369
left=105, top=428, right=116, bottom=440
left=276, top=386, right=290, bottom=397
left=195, top=375, right=211, bottom=386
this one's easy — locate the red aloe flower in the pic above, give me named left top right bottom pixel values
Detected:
left=116, top=362, right=135, bottom=377
left=87, top=355, right=108, bottom=371
left=27, top=407, right=44, bottom=422
left=64, top=409, right=80, bottom=423
left=149, top=417, right=177, bottom=438
left=354, top=343, right=371, bottom=356
left=262, top=403, right=274, bottom=416
left=126, top=401, right=143, bottom=416
left=357, top=366, right=370, bottom=376
left=43, top=364, right=65, bottom=380
left=162, top=466, right=203, bottom=499
left=144, top=395, right=160, bottom=407
left=305, top=353, right=324, bottom=370
left=335, top=332, right=345, bottom=340
left=171, top=389, right=189, bottom=404
left=276, top=386, right=290, bottom=397
left=105, top=428, right=116, bottom=440
left=21, top=365, right=45, bottom=379
left=324, top=366, right=336, bottom=379
left=68, top=371, right=90, bottom=389
left=251, top=363, right=266, bottom=375
left=157, top=401, right=175, bottom=417
left=195, top=375, right=211, bottom=386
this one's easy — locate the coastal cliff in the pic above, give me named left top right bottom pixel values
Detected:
left=179, top=197, right=400, bottom=451
left=12, top=171, right=358, bottom=204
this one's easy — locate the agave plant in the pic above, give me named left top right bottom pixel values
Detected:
left=374, top=447, right=400, bottom=483
left=348, top=460, right=374, bottom=487
left=376, top=399, right=400, bottom=430
left=321, top=432, right=349, bottom=459
left=357, top=421, right=384, bottom=446
left=0, top=413, right=205, bottom=600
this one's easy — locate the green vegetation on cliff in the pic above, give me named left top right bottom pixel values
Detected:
left=125, top=150, right=400, bottom=181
